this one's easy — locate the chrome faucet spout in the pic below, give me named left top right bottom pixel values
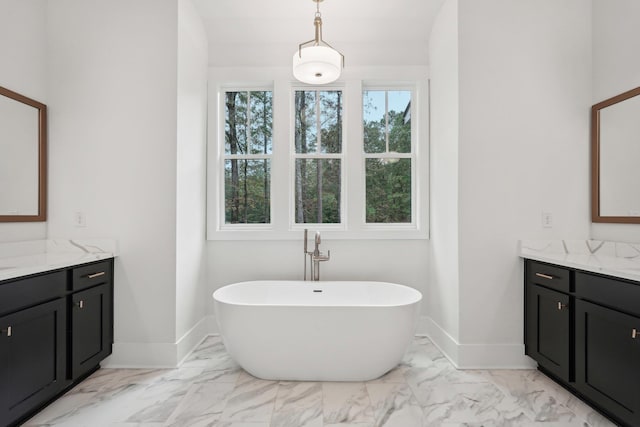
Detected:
left=302, top=230, right=331, bottom=281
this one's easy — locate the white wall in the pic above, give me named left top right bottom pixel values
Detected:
left=427, top=0, right=461, bottom=356
left=0, top=0, right=48, bottom=241
left=46, top=0, right=181, bottom=366
left=428, top=0, right=592, bottom=368
left=591, top=0, right=640, bottom=242
left=176, top=0, right=209, bottom=360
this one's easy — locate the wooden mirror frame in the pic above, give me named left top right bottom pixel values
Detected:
left=0, top=86, right=47, bottom=222
left=592, top=86, right=640, bottom=224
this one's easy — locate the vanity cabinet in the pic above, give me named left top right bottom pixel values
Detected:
left=70, top=282, right=112, bottom=379
left=524, top=259, right=640, bottom=427
left=69, top=260, right=113, bottom=380
left=0, top=298, right=66, bottom=425
left=0, top=258, right=114, bottom=427
left=525, top=282, right=571, bottom=382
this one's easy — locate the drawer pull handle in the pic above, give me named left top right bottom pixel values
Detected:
left=76, top=300, right=84, bottom=309
left=557, top=302, right=568, bottom=311
left=87, top=271, right=106, bottom=279
left=535, top=273, right=554, bottom=280
left=633, top=329, right=638, bottom=339
left=2, top=326, right=12, bottom=337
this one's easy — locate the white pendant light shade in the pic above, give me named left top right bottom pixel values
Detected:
left=293, top=0, right=344, bottom=85
left=292, top=46, right=342, bottom=85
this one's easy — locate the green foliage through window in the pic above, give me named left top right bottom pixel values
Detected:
left=224, top=90, right=272, bottom=224
left=363, top=90, right=412, bottom=223
left=294, top=90, right=343, bottom=224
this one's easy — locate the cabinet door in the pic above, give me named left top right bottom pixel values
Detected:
left=525, top=284, right=571, bottom=382
left=575, top=299, right=640, bottom=426
left=0, top=298, right=66, bottom=426
left=70, top=283, right=112, bottom=380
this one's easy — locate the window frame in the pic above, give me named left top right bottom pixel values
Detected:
left=361, top=86, right=417, bottom=229
left=289, top=86, right=347, bottom=231
left=217, top=86, right=275, bottom=232
left=206, top=68, right=429, bottom=240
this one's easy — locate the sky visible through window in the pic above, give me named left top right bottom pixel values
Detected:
left=363, top=90, right=410, bottom=122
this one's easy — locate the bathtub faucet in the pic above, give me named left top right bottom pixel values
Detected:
left=303, top=229, right=330, bottom=281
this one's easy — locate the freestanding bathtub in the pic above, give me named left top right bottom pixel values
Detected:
left=213, top=280, right=422, bottom=381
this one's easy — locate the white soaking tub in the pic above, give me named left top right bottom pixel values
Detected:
left=212, top=280, right=422, bottom=381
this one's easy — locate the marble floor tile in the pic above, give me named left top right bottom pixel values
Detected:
left=271, top=381, right=323, bottom=427
left=418, top=381, right=532, bottom=425
left=24, top=335, right=616, bottom=427
left=163, top=382, right=235, bottom=426
left=220, top=371, right=279, bottom=422
left=366, top=383, right=426, bottom=427
left=323, top=382, right=375, bottom=424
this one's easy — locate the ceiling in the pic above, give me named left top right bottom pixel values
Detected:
left=191, top=0, right=446, bottom=67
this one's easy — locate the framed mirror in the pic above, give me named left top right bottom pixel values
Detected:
left=0, top=86, right=47, bottom=222
left=592, top=86, right=640, bottom=223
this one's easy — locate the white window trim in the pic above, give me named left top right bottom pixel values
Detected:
left=361, top=86, right=417, bottom=229
left=206, top=67, right=429, bottom=240
left=216, top=86, right=275, bottom=232
left=290, top=86, right=347, bottom=231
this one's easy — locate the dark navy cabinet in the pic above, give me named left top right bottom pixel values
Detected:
left=525, top=259, right=640, bottom=427
left=0, top=258, right=114, bottom=427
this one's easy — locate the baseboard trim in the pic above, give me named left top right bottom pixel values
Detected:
left=103, top=314, right=535, bottom=369
left=103, top=315, right=216, bottom=368
left=421, top=315, right=536, bottom=369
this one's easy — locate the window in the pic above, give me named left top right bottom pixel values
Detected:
left=207, top=69, right=428, bottom=240
left=293, top=89, right=343, bottom=225
left=223, top=90, right=272, bottom=225
left=363, top=90, right=413, bottom=224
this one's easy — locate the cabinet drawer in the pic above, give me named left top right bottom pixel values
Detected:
left=0, top=271, right=66, bottom=316
left=72, top=260, right=112, bottom=291
left=576, top=272, right=640, bottom=317
left=526, top=260, right=571, bottom=293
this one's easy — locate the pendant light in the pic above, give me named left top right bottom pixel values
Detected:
left=292, top=0, right=344, bottom=85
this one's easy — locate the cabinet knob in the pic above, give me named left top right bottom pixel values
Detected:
left=76, top=300, right=84, bottom=309
left=633, top=329, right=638, bottom=339
left=1, top=326, right=12, bottom=337
left=557, top=302, right=568, bottom=310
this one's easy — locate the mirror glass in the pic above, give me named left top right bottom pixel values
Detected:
left=0, top=86, right=47, bottom=222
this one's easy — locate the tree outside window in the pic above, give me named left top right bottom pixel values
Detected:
left=293, top=90, right=343, bottom=224
left=224, top=90, right=272, bottom=224
left=363, top=90, right=413, bottom=224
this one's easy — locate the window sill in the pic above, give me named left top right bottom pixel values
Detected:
left=207, top=228, right=429, bottom=241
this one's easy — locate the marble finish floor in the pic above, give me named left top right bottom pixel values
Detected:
left=24, top=336, right=616, bottom=427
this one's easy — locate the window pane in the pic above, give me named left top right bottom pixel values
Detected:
left=224, top=159, right=271, bottom=224
left=320, top=91, right=342, bottom=153
left=249, top=91, right=273, bottom=154
left=366, top=158, right=411, bottom=223
left=295, top=90, right=343, bottom=154
left=388, top=91, right=411, bottom=153
left=294, top=159, right=341, bottom=224
left=363, top=90, right=386, bottom=153
left=225, top=91, right=248, bottom=155
left=294, top=91, right=317, bottom=153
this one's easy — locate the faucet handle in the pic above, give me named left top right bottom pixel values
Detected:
left=315, top=231, right=321, bottom=245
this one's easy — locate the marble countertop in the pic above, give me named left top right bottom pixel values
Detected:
left=0, top=239, right=117, bottom=282
left=519, top=239, right=640, bottom=282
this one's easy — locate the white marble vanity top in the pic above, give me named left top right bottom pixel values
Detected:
left=519, top=239, right=640, bottom=282
left=0, top=239, right=117, bottom=282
